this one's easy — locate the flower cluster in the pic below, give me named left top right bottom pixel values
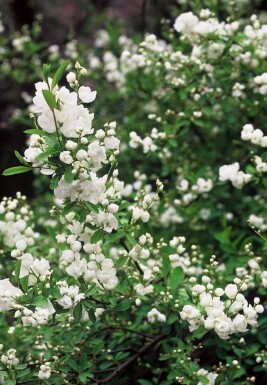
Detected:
left=219, top=162, right=252, bottom=189
left=181, top=274, right=263, bottom=339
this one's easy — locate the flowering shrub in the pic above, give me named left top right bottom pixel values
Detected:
left=1, top=5, right=267, bottom=385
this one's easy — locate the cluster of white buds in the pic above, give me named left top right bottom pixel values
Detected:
left=197, top=369, right=218, bottom=385
left=219, top=162, right=252, bottom=189
left=38, top=362, right=52, bottom=380
left=241, top=124, right=267, bottom=147
left=130, top=189, right=159, bottom=223
left=58, top=234, right=118, bottom=290
left=176, top=177, right=213, bottom=205
left=254, top=155, right=267, bottom=173
left=129, top=127, right=166, bottom=154
left=147, top=308, right=166, bottom=323
left=128, top=233, right=153, bottom=262
left=56, top=281, right=85, bottom=309
left=181, top=275, right=264, bottom=339
left=19, top=254, right=51, bottom=285
left=254, top=73, right=267, bottom=95
left=248, top=214, right=267, bottom=231
left=1, top=349, right=19, bottom=368
left=16, top=301, right=55, bottom=327
left=0, top=193, right=37, bottom=250
left=0, top=279, right=22, bottom=312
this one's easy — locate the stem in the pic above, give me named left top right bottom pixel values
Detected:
left=98, top=332, right=165, bottom=384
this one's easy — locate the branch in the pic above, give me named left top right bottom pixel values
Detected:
left=98, top=332, right=165, bottom=384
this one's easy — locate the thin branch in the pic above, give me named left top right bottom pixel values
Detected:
left=98, top=332, right=165, bottom=384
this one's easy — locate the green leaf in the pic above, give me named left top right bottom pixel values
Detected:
left=88, top=308, right=96, bottom=324
left=116, top=299, right=131, bottom=311
left=91, top=229, right=104, bottom=244
left=51, top=60, right=70, bottom=90
left=43, top=136, right=59, bottom=147
left=35, top=148, right=59, bottom=162
left=43, top=63, right=51, bottom=83
left=215, top=373, right=225, bottom=384
left=14, top=151, right=28, bottom=166
left=79, top=352, right=89, bottom=371
left=16, top=368, right=31, bottom=378
left=20, top=276, right=29, bottom=293
left=6, top=380, right=16, bottom=385
left=2, top=166, right=31, bottom=176
left=198, top=375, right=209, bottom=385
left=31, top=296, right=48, bottom=307
left=169, top=266, right=184, bottom=291
left=68, top=359, right=79, bottom=372
left=64, top=165, right=75, bottom=183
left=62, top=201, right=76, bottom=216
left=42, top=89, right=57, bottom=110
left=24, top=128, right=49, bottom=137
left=15, top=260, right=22, bottom=284
left=73, top=302, right=83, bottom=322
left=162, top=254, right=170, bottom=279
left=138, top=380, right=152, bottom=385
left=191, top=327, right=208, bottom=340
left=50, top=173, right=60, bottom=190
left=79, top=372, right=88, bottom=383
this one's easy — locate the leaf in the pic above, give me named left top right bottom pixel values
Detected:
left=6, top=380, right=16, bottom=385
left=79, top=352, right=89, bottom=371
left=16, top=368, right=31, bottom=378
left=43, top=136, right=59, bottom=147
left=2, top=166, right=31, bottom=176
left=215, top=373, right=225, bottom=385
left=104, top=230, right=124, bottom=245
left=24, top=128, right=48, bottom=137
left=79, top=372, right=88, bottom=383
left=42, top=89, right=57, bottom=110
left=125, top=233, right=136, bottom=247
left=197, top=375, right=209, bottom=385
left=15, top=260, right=22, bottom=284
left=91, top=229, right=104, bottom=244
left=116, top=299, right=131, bottom=311
left=62, top=201, right=76, bottom=216
left=191, top=327, right=208, bottom=340
left=14, top=151, right=28, bottom=166
left=43, top=63, right=51, bottom=83
left=162, top=254, right=170, bottom=279
left=50, top=173, right=60, bottom=190
left=51, top=60, right=70, bottom=90
left=31, top=296, right=48, bottom=307
left=68, top=359, right=79, bottom=372
left=64, top=165, right=75, bottom=183
left=169, top=266, right=184, bottom=291
left=138, top=380, right=152, bottom=385
left=20, top=276, right=29, bottom=293
left=88, top=308, right=96, bottom=324
left=73, top=302, right=83, bottom=322
left=35, top=148, right=59, bottom=162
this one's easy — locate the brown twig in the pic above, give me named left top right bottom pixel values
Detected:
left=97, top=332, right=165, bottom=384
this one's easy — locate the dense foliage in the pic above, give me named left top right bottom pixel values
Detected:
left=1, top=3, right=267, bottom=385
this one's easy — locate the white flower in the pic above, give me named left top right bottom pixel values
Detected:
left=104, top=136, right=120, bottom=150
left=78, top=86, right=97, bottom=103
left=66, top=71, right=76, bottom=83
left=174, top=12, right=199, bottom=35
left=60, top=151, right=74, bottom=164
left=225, top=284, right=238, bottom=299
left=147, top=308, right=166, bottom=323
left=232, top=314, right=248, bottom=332
left=0, top=279, right=22, bottom=312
